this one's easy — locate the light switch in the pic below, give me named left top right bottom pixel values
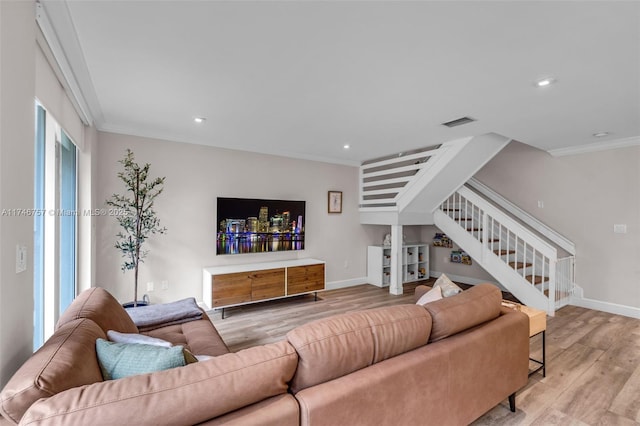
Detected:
left=614, top=224, right=627, bottom=234
left=16, top=245, right=27, bottom=273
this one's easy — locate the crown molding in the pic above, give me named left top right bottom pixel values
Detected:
left=548, top=136, right=640, bottom=157
left=98, top=123, right=361, bottom=168
left=36, top=0, right=104, bottom=126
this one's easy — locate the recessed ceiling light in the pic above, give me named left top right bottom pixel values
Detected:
left=194, top=117, right=206, bottom=124
left=593, top=131, right=609, bottom=138
left=343, top=144, right=350, bottom=149
left=535, top=77, right=556, bottom=87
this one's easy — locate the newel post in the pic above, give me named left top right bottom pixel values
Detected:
left=389, top=225, right=404, bottom=296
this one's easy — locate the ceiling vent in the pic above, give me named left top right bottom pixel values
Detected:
left=441, top=116, right=476, bottom=128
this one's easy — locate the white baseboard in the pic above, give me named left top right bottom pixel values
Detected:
left=427, top=275, right=640, bottom=319
left=429, top=270, right=505, bottom=291
left=570, top=293, right=640, bottom=319
left=326, top=276, right=368, bottom=290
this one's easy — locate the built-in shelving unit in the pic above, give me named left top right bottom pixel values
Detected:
left=367, top=244, right=429, bottom=287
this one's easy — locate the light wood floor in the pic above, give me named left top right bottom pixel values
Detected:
left=208, top=282, right=640, bottom=425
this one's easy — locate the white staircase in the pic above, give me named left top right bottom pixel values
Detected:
left=360, top=133, right=511, bottom=225
left=434, top=184, right=574, bottom=315
left=359, top=134, right=575, bottom=315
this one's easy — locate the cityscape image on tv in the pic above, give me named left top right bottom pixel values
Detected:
left=216, top=197, right=305, bottom=255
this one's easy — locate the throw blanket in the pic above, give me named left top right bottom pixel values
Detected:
left=126, top=297, right=203, bottom=332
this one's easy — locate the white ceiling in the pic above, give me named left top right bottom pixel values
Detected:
left=43, top=1, right=640, bottom=166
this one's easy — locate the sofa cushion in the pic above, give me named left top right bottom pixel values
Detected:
left=106, top=330, right=172, bottom=347
left=416, top=285, right=442, bottom=305
left=287, top=304, right=431, bottom=393
left=0, top=319, right=105, bottom=424
left=96, top=339, right=186, bottom=380
left=143, top=314, right=230, bottom=357
left=423, top=283, right=502, bottom=342
left=413, top=284, right=432, bottom=303
left=56, top=287, right=138, bottom=334
left=200, top=394, right=299, bottom=426
left=433, top=273, right=463, bottom=297
left=20, top=341, right=298, bottom=426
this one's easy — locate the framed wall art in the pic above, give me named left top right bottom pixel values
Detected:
left=328, top=191, right=342, bottom=213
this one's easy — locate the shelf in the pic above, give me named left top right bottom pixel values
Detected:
left=367, top=244, right=429, bottom=287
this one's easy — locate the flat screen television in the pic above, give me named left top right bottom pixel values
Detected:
left=216, top=197, right=305, bottom=255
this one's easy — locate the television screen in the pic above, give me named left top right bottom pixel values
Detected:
left=216, top=197, right=305, bottom=255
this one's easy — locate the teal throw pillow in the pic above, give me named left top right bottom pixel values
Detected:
left=96, top=338, right=186, bottom=380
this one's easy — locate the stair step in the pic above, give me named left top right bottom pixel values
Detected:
left=494, top=249, right=516, bottom=256
left=466, top=228, right=482, bottom=232
left=480, top=238, right=500, bottom=243
left=455, top=218, right=473, bottom=221
left=526, top=275, right=547, bottom=285
left=509, top=261, right=532, bottom=269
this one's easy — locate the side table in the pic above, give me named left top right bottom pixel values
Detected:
left=502, top=301, right=546, bottom=377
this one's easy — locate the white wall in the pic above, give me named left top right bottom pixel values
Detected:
left=0, top=0, right=36, bottom=387
left=474, top=141, right=640, bottom=310
left=96, top=132, right=383, bottom=304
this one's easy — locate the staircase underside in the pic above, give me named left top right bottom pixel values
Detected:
left=434, top=209, right=552, bottom=313
left=360, top=133, right=510, bottom=225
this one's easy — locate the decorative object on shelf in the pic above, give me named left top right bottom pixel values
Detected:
left=384, top=233, right=407, bottom=246
left=450, top=250, right=472, bottom=265
left=106, top=149, right=167, bottom=307
left=433, top=233, right=453, bottom=248
left=328, top=190, right=342, bottom=213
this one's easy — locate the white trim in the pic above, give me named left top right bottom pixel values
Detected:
left=326, top=276, right=368, bottom=290
left=99, top=124, right=361, bottom=167
left=467, top=178, right=575, bottom=255
left=570, top=294, right=640, bottom=320
left=35, top=2, right=95, bottom=126
left=548, top=136, right=640, bottom=157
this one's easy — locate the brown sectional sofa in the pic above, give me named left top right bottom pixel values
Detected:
left=1, top=284, right=530, bottom=425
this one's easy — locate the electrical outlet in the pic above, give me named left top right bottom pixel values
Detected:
left=16, top=245, right=27, bottom=274
left=146, top=282, right=154, bottom=292
left=537, top=200, right=544, bottom=208
left=343, top=260, right=349, bottom=269
left=161, top=280, right=169, bottom=290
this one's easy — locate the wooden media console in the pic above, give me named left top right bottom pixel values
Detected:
left=203, top=259, right=325, bottom=318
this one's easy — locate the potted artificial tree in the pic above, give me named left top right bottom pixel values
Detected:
left=107, top=149, right=166, bottom=307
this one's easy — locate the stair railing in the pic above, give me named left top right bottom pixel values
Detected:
left=466, top=178, right=575, bottom=255
left=441, top=186, right=560, bottom=311
left=555, top=256, right=575, bottom=309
